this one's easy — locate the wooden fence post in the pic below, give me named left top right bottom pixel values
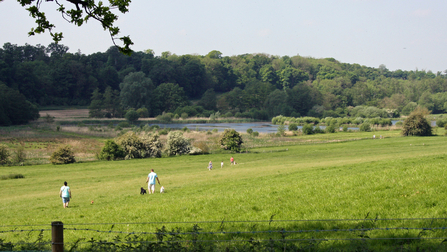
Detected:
left=52, top=221, right=64, bottom=252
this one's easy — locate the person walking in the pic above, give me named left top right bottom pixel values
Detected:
left=230, top=156, right=234, bottom=165
left=146, top=169, right=160, bottom=194
left=208, top=161, right=213, bottom=171
left=59, top=181, right=72, bottom=208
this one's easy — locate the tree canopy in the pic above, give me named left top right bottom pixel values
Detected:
left=2, top=43, right=447, bottom=123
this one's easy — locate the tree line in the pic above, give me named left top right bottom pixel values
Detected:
left=1, top=42, right=447, bottom=125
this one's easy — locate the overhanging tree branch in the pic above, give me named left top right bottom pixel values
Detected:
left=18, top=0, right=133, bottom=55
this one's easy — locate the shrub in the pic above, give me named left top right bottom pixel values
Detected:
left=219, top=129, right=243, bottom=152
left=49, top=145, right=76, bottom=165
left=136, top=107, right=149, bottom=118
left=13, top=143, right=26, bottom=164
left=224, top=112, right=233, bottom=118
left=359, top=123, right=371, bottom=132
left=125, top=109, right=140, bottom=123
left=181, top=113, right=188, bottom=119
left=192, top=141, right=209, bottom=154
left=44, top=113, right=54, bottom=123
left=314, top=126, right=325, bottom=134
left=165, top=131, right=191, bottom=156
left=288, top=123, right=298, bottom=131
left=342, top=125, right=348, bottom=132
left=159, top=129, right=169, bottom=135
left=117, top=121, right=131, bottom=128
left=302, top=124, right=314, bottom=135
left=252, top=131, right=259, bottom=137
left=140, top=133, right=163, bottom=158
left=277, top=124, right=285, bottom=136
left=156, top=112, right=172, bottom=123
left=436, top=118, right=447, bottom=128
left=1, top=174, right=24, bottom=180
left=402, top=107, right=432, bottom=136
left=98, top=140, right=125, bottom=161
left=212, top=128, right=218, bottom=133
left=0, top=144, right=10, bottom=165
left=246, top=128, right=253, bottom=135
left=325, top=124, right=336, bottom=133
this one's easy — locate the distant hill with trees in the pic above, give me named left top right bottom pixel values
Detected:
left=1, top=42, right=447, bottom=124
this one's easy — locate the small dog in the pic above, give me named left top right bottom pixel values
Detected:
left=140, top=187, right=147, bottom=195
left=160, top=186, right=165, bottom=193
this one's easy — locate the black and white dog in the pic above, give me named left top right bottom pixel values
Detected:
left=140, top=187, right=147, bottom=195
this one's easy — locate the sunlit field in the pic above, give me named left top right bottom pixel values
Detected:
left=1, top=125, right=447, bottom=250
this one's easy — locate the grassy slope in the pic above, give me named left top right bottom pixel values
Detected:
left=1, top=133, right=447, bottom=247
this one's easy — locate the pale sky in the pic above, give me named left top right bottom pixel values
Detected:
left=1, top=0, right=446, bottom=72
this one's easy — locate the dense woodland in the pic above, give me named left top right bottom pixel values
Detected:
left=1, top=42, right=447, bottom=125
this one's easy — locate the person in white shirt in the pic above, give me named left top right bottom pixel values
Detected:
left=59, top=181, right=72, bottom=208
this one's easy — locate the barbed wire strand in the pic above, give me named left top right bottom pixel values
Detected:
left=61, top=226, right=447, bottom=236
left=6, top=236, right=447, bottom=247
left=49, top=217, right=447, bottom=227
left=69, top=236, right=447, bottom=245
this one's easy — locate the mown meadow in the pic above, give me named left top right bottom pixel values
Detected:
left=1, top=122, right=447, bottom=251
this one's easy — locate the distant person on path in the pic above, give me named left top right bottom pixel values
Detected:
left=221, top=161, right=224, bottom=168
left=208, top=161, right=213, bottom=171
left=59, top=181, right=72, bottom=208
left=230, top=156, right=234, bottom=165
left=146, top=169, right=160, bottom=194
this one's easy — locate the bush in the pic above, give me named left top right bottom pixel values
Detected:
left=325, top=125, right=336, bottom=133
left=252, top=131, right=259, bottom=137
left=117, top=121, right=131, bottom=128
left=49, top=145, right=76, bottom=165
left=0, top=144, right=10, bottom=165
left=192, top=141, right=209, bottom=154
left=219, top=129, right=243, bottom=152
left=165, top=131, right=191, bottom=156
left=13, top=143, right=26, bottom=164
left=314, top=126, right=325, bottom=134
left=181, top=113, right=188, bottom=119
left=156, top=112, right=172, bottom=123
left=159, top=129, right=169, bottom=135
left=359, top=123, right=371, bottom=132
left=342, top=125, right=348, bottom=132
left=302, top=124, right=314, bottom=135
left=436, top=118, right=447, bottom=128
left=288, top=123, right=298, bottom=131
left=277, top=124, right=285, bottom=136
left=125, top=109, right=140, bottom=123
left=246, top=128, right=253, bottom=135
left=98, top=140, right=125, bottom=161
left=136, top=107, right=149, bottom=118
left=402, top=107, right=432, bottom=136
left=224, top=112, right=233, bottom=118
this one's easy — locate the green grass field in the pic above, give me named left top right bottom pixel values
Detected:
left=1, top=129, right=447, bottom=251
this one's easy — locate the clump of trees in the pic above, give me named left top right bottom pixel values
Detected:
left=402, top=107, right=433, bottom=136
left=115, top=132, right=163, bottom=159
left=0, top=84, right=39, bottom=126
